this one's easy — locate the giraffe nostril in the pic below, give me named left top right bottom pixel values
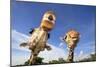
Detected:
left=48, top=15, right=53, bottom=21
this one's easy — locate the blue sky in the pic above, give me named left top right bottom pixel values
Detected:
left=11, top=0, right=96, bottom=65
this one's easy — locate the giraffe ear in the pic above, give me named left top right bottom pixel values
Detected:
left=20, top=42, right=28, bottom=47
left=29, top=28, right=34, bottom=34
left=64, top=35, right=67, bottom=40
left=48, top=33, right=50, bottom=39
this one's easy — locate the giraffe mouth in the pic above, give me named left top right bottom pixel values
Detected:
left=40, top=20, right=54, bottom=31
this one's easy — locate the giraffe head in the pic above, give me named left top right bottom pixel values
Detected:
left=64, top=30, right=80, bottom=49
left=40, top=11, right=56, bottom=31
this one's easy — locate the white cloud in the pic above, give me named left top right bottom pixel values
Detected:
left=78, top=50, right=84, bottom=58
left=59, top=42, right=64, bottom=47
left=73, top=41, right=96, bottom=61
left=38, top=43, right=67, bottom=62
left=12, top=30, right=30, bottom=52
left=12, top=54, right=30, bottom=66
left=12, top=30, right=67, bottom=65
left=74, top=50, right=93, bottom=61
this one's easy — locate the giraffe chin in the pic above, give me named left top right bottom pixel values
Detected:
left=68, top=43, right=77, bottom=49
left=40, top=20, right=54, bottom=31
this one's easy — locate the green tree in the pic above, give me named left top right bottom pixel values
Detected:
left=49, top=60, right=60, bottom=64
left=35, top=57, right=44, bottom=64
left=58, top=58, right=66, bottom=63
left=49, top=58, right=66, bottom=64
left=24, top=57, right=44, bottom=65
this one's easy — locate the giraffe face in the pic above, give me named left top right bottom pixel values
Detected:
left=65, top=30, right=80, bottom=48
left=42, top=11, right=56, bottom=23
left=40, top=11, right=56, bottom=31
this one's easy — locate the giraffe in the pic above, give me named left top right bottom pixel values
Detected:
left=20, top=11, right=56, bottom=65
left=63, top=30, right=80, bottom=63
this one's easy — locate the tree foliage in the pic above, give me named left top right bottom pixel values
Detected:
left=49, top=58, right=66, bottom=64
